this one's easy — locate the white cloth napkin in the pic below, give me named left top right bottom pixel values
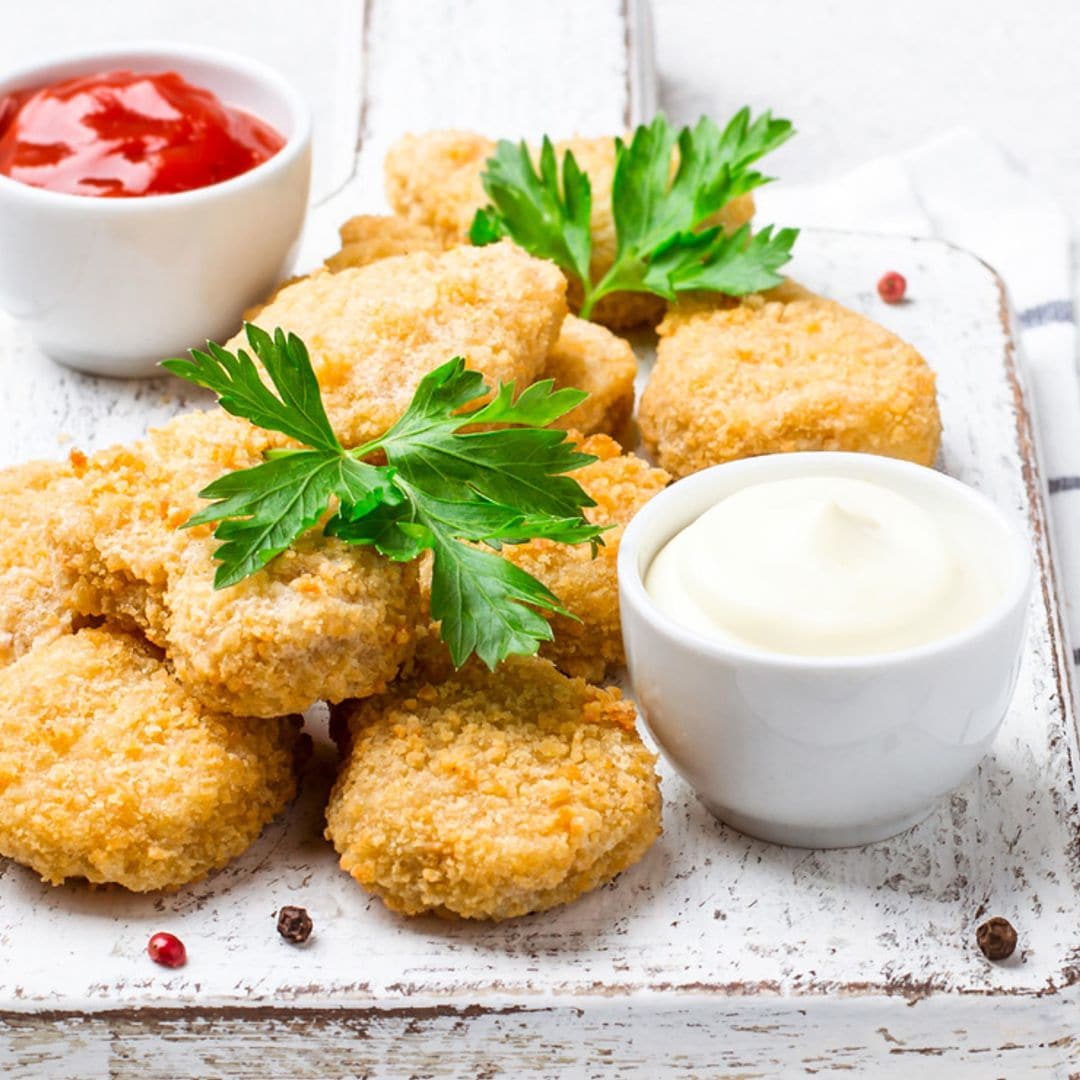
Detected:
left=757, top=128, right=1080, bottom=663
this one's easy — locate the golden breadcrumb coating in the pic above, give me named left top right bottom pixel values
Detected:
left=321, top=215, right=638, bottom=440
left=58, top=410, right=421, bottom=718
left=325, top=654, right=661, bottom=919
left=502, top=433, right=669, bottom=681
left=639, top=281, right=943, bottom=478
left=325, top=213, right=447, bottom=272
left=543, top=315, right=638, bottom=441
left=384, top=129, right=755, bottom=329
left=232, top=240, right=567, bottom=448
left=0, top=627, right=300, bottom=891
left=384, top=131, right=494, bottom=244
left=0, top=459, right=80, bottom=666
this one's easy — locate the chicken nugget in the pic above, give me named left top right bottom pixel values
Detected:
left=639, top=282, right=942, bottom=478
left=543, top=316, right=637, bottom=441
left=0, top=626, right=301, bottom=891
left=325, top=213, right=447, bottom=272
left=234, top=240, right=567, bottom=447
left=384, top=131, right=493, bottom=244
left=502, top=433, right=669, bottom=682
left=322, top=216, right=638, bottom=440
left=0, top=459, right=80, bottom=666
left=384, top=129, right=755, bottom=330
left=58, top=410, right=421, bottom=718
left=325, top=654, right=661, bottom=920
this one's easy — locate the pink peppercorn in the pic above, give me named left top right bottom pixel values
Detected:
left=877, top=270, right=907, bottom=304
left=147, top=931, right=186, bottom=968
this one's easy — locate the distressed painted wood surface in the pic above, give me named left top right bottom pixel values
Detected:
left=1, top=3, right=1079, bottom=1077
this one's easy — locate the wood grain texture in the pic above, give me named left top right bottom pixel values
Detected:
left=0, top=3, right=1077, bottom=1077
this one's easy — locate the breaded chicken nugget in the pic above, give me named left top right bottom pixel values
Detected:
left=502, top=434, right=669, bottom=682
left=0, top=459, right=79, bottom=666
left=384, top=132, right=495, bottom=244
left=384, top=130, right=756, bottom=330
left=58, top=410, right=421, bottom=718
left=0, top=626, right=301, bottom=891
left=325, top=654, right=661, bottom=919
left=639, top=282, right=942, bottom=478
left=233, top=240, right=567, bottom=447
left=321, top=217, right=638, bottom=442
left=325, top=213, right=447, bottom=272
left=543, top=316, right=637, bottom=441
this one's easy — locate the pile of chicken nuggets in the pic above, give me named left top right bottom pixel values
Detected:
left=0, top=130, right=941, bottom=920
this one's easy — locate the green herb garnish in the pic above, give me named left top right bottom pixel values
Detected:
left=469, top=109, right=798, bottom=319
left=163, top=325, right=605, bottom=669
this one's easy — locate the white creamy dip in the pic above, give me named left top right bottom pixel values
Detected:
left=644, top=475, right=1005, bottom=657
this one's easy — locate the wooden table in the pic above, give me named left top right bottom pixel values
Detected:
left=1, top=3, right=1078, bottom=1076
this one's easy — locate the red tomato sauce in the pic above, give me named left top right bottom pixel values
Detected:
left=0, top=70, right=285, bottom=197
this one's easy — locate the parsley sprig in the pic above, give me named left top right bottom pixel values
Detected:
left=163, top=326, right=605, bottom=669
left=470, top=109, right=798, bottom=319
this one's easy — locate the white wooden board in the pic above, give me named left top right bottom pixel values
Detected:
left=3, top=228, right=1078, bottom=1078
left=1, top=2, right=1079, bottom=1077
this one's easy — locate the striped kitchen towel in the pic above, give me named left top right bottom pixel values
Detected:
left=757, top=128, right=1080, bottom=671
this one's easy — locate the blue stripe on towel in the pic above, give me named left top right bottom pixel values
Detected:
left=1049, top=477, right=1080, bottom=494
left=1018, top=300, right=1074, bottom=329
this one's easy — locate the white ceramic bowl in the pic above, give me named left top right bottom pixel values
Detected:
left=619, top=452, right=1032, bottom=849
left=0, top=44, right=311, bottom=377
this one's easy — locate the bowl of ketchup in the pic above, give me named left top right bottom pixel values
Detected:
left=0, top=44, right=311, bottom=377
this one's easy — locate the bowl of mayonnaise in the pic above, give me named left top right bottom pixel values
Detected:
left=618, top=451, right=1032, bottom=849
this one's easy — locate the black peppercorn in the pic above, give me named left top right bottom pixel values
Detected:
left=975, top=916, right=1017, bottom=961
left=276, top=905, right=314, bottom=944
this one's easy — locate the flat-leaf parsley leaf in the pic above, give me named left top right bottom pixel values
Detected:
left=470, top=109, right=797, bottom=319
left=163, top=326, right=606, bottom=669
